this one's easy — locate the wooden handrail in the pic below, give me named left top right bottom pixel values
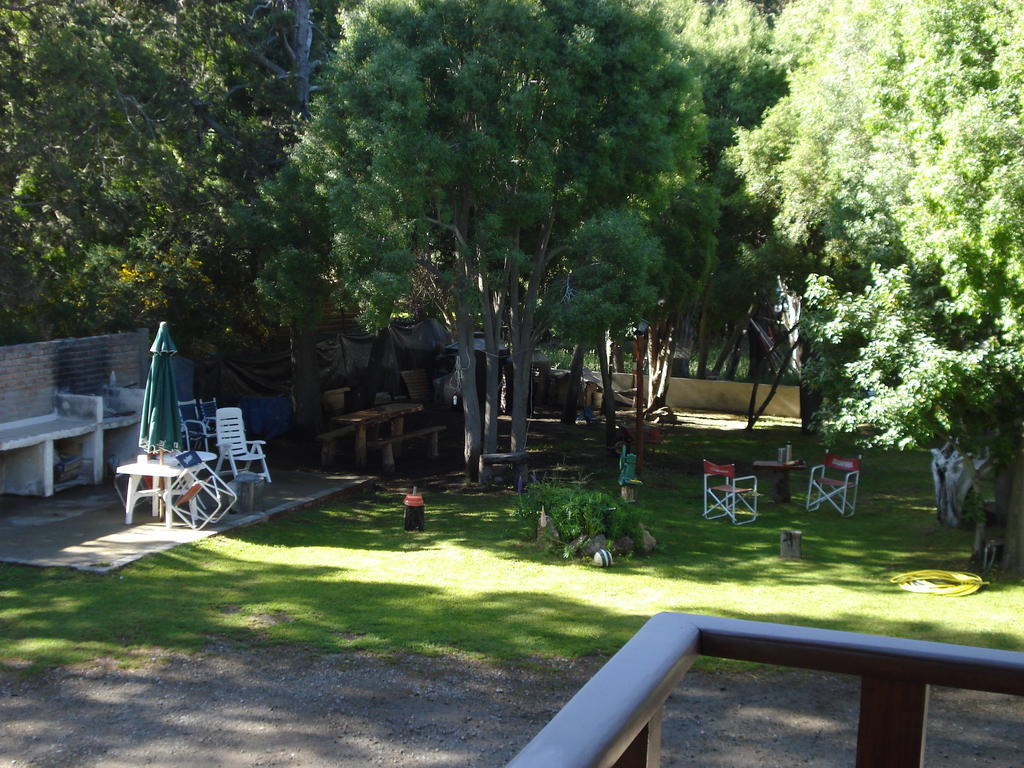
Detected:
left=508, top=612, right=1024, bottom=768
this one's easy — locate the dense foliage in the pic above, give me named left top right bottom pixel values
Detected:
left=736, top=0, right=1024, bottom=570
left=513, top=481, right=648, bottom=557
left=292, top=0, right=704, bottom=471
left=0, top=1, right=342, bottom=353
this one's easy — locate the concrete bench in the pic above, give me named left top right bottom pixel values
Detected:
left=367, top=425, right=445, bottom=475
left=0, top=394, right=107, bottom=496
left=316, top=424, right=355, bottom=466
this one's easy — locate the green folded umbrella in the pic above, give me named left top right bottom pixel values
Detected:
left=139, top=321, right=182, bottom=454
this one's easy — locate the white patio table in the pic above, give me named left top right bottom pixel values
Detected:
left=117, top=451, right=217, bottom=527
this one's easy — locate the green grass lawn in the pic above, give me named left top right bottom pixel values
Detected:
left=1, top=410, right=1022, bottom=673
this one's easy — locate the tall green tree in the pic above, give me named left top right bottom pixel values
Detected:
left=297, top=0, right=702, bottom=477
left=1, top=1, right=341, bottom=356
left=650, top=0, right=786, bottom=407
left=738, top=0, right=1024, bottom=572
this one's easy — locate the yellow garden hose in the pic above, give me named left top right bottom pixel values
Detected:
left=890, top=570, right=988, bottom=597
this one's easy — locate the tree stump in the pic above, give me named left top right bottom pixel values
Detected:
left=780, top=529, right=803, bottom=559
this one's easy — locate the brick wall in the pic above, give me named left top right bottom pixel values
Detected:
left=0, top=330, right=149, bottom=423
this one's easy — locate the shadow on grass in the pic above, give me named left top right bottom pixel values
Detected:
left=0, top=408, right=1018, bottom=672
left=2, top=545, right=1021, bottom=672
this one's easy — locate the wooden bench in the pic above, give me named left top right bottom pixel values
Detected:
left=367, top=425, right=446, bottom=474
left=479, top=451, right=529, bottom=486
left=316, top=424, right=355, bottom=466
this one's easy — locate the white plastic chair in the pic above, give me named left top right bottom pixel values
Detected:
left=215, top=407, right=271, bottom=483
left=807, top=453, right=860, bottom=516
left=703, top=460, right=758, bottom=525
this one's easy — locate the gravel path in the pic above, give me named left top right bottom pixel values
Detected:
left=2, top=645, right=1022, bottom=766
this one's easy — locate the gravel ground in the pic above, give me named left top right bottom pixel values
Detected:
left=2, top=645, right=1022, bottom=767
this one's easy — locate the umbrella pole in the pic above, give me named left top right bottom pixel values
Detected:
left=158, top=449, right=166, bottom=523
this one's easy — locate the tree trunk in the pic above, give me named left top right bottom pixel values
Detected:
left=710, top=304, right=754, bottom=379
left=694, top=286, right=713, bottom=379
left=508, top=219, right=554, bottom=454
left=478, top=277, right=503, bottom=455
left=646, top=314, right=674, bottom=410
left=672, top=310, right=695, bottom=378
left=724, top=329, right=745, bottom=380
left=455, top=304, right=482, bottom=481
left=798, top=343, right=821, bottom=434
left=289, top=323, right=322, bottom=437
left=598, top=332, right=617, bottom=449
left=509, top=343, right=533, bottom=453
left=1002, top=439, right=1024, bottom=574
left=708, top=320, right=734, bottom=378
left=611, top=340, right=625, bottom=374
left=930, top=444, right=974, bottom=528
left=745, top=352, right=788, bottom=430
left=291, top=0, right=314, bottom=119
left=561, top=345, right=586, bottom=424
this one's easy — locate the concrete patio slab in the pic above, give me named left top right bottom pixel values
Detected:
left=0, top=470, right=371, bottom=574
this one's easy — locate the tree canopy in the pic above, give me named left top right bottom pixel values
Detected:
left=0, top=0, right=342, bottom=353
left=736, top=0, right=1024, bottom=570
left=295, top=0, right=704, bottom=472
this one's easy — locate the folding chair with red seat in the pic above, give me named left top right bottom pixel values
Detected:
left=703, top=460, right=758, bottom=525
left=806, top=453, right=861, bottom=517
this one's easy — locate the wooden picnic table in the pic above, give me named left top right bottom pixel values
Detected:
left=332, top=402, right=424, bottom=467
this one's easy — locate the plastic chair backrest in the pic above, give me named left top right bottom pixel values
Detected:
left=825, top=454, right=860, bottom=472
left=199, top=398, right=218, bottom=423
left=703, top=460, right=736, bottom=479
left=178, top=399, right=200, bottom=421
left=216, top=407, right=250, bottom=456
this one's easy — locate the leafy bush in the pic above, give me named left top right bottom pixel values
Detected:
left=514, top=481, right=648, bottom=553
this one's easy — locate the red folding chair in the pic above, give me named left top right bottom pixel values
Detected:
left=806, top=453, right=861, bottom=517
left=703, top=460, right=758, bottom=525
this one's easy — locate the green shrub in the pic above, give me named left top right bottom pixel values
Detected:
left=513, top=481, right=648, bottom=553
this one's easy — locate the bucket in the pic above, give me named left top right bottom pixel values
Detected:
left=231, top=471, right=265, bottom=515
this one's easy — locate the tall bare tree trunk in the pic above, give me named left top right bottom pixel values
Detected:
left=509, top=339, right=534, bottom=453
left=508, top=223, right=553, bottom=454
left=283, top=1, right=318, bottom=436
left=290, top=324, right=322, bottom=437
left=292, top=0, right=314, bottom=118
left=1003, top=439, right=1024, bottom=574
left=478, top=274, right=503, bottom=455
left=694, top=283, right=714, bottom=379
left=611, top=341, right=625, bottom=374
left=672, top=310, right=696, bottom=378
left=745, top=329, right=792, bottom=430
left=598, top=332, right=617, bottom=448
left=455, top=299, right=481, bottom=481
left=930, top=443, right=978, bottom=528
left=561, top=345, right=586, bottom=424
left=710, top=304, right=754, bottom=379
left=646, top=314, right=674, bottom=410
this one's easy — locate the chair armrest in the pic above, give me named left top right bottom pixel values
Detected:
left=734, top=474, right=757, bottom=484
left=182, top=418, right=210, bottom=435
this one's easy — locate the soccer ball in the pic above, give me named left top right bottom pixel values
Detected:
left=592, top=548, right=613, bottom=567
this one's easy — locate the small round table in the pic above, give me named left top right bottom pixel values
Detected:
left=752, top=460, right=807, bottom=503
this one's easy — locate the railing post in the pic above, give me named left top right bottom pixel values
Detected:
left=855, top=676, right=929, bottom=768
left=612, top=707, right=662, bottom=768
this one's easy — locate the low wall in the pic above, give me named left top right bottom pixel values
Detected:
left=589, top=372, right=801, bottom=419
left=0, top=331, right=149, bottom=424
left=666, top=377, right=799, bottom=419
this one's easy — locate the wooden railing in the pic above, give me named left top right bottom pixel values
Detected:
left=507, top=612, right=1024, bottom=768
